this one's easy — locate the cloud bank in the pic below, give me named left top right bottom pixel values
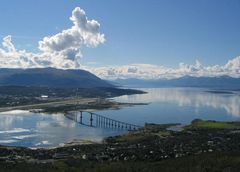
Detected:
left=88, top=56, right=240, bottom=80
left=0, top=6, right=239, bottom=80
left=0, top=7, right=105, bottom=69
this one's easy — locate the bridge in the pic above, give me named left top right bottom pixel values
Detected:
left=65, top=111, right=142, bottom=131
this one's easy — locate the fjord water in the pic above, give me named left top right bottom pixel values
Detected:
left=0, top=88, right=239, bottom=148
left=100, top=88, right=240, bottom=125
left=0, top=110, right=125, bottom=148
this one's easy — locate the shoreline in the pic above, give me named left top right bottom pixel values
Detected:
left=1, top=118, right=240, bottom=153
left=1, top=119, right=240, bottom=171
left=0, top=97, right=149, bottom=113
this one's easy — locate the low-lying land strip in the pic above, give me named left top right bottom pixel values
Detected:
left=0, top=86, right=147, bottom=113
left=0, top=97, right=147, bottom=113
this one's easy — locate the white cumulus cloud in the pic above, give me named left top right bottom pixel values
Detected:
left=0, top=7, right=105, bottom=69
left=0, top=6, right=239, bottom=80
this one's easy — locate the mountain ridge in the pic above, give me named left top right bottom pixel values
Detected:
left=0, top=68, right=113, bottom=88
left=113, top=76, right=240, bottom=89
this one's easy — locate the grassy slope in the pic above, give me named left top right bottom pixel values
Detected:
left=188, top=119, right=240, bottom=129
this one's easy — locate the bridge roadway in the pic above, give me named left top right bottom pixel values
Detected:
left=65, top=111, right=142, bottom=131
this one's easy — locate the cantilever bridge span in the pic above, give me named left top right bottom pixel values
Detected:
left=65, top=111, right=142, bottom=131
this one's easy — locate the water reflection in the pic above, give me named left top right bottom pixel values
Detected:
left=0, top=88, right=239, bottom=148
left=114, top=88, right=240, bottom=117
left=0, top=110, right=126, bottom=148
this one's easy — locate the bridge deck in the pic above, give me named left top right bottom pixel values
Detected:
left=65, top=111, right=142, bottom=131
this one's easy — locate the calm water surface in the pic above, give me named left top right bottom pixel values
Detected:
left=103, top=88, right=240, bottom=124
left=0, top=88, right=239, bottom=148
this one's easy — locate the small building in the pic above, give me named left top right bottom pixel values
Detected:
left=40, top=95, right=48, bottom=100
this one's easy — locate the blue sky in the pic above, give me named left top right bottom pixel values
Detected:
left=0, top=0, right=240, bottom=79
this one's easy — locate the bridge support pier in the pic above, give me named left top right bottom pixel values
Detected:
left=80, top=111, right=83, bottom=124
left=65, top=111, right=141, bottom=131
left=90, top=113, right=93, bottom=126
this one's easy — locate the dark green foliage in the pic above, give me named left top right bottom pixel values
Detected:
left=1, top=152, right=240, bottom=172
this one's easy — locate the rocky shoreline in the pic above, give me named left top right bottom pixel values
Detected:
left=1, top=119, right=240, bottom=163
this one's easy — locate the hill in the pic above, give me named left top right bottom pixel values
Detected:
left=0, top=68, right=113, bottom=88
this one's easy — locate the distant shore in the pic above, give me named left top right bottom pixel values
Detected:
left=0, top=97, right=148, bottom=113
left=0, top=86, right=146, bottom=113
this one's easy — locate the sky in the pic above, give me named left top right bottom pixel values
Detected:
left=0, top=0, right=240, bottom=79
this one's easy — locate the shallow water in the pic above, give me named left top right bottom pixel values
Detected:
left=0, top=110, right=126, bottom=148
left=0, top=87, right=239, bottom=148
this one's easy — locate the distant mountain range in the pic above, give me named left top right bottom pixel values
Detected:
left=0, top=68, right=113, bottom=88
left=113, top=76, right=240, bottom=89
left=0, top=68, right=239, bottom=89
